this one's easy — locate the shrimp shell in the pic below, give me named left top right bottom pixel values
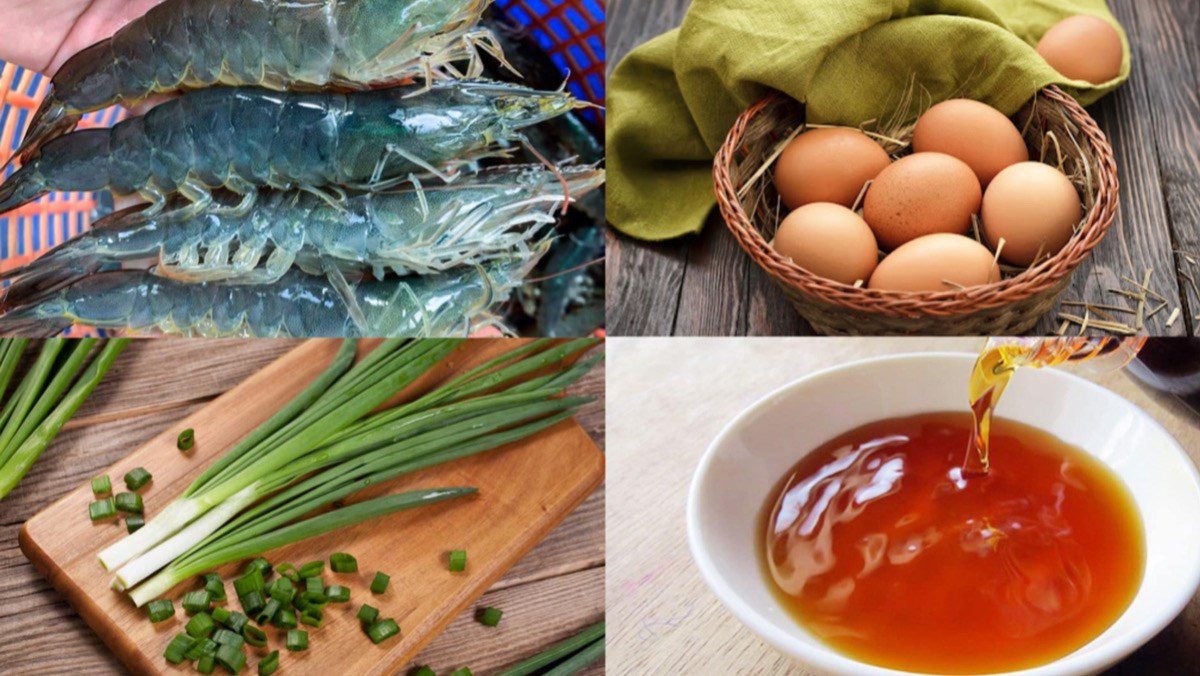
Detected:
left=0, top=81, right=580, bottom=217
left=14, top=0, right=499, bottom=163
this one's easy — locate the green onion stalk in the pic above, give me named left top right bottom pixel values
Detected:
left=0, top=339, right=130, bottom=501
left=101, top=338, right=601, bottom=606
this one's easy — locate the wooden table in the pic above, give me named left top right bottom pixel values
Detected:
left=606, top=0, right=1200, bottom=336
left=606, top=337, right=1200, bottom=674
left=0, top=340, right=605, bottom=676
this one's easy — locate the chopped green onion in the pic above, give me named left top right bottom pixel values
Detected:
left=245, top=557, right=272, bottom=578
left=185, top=612, right=216, bottom=638
left=299, top=607, right=323, bottom=627
left=88, top=498, right=116, bottom=521
left=240, top=590, right=265, bottom=615
left=164, top=633, right=196, bottom=664
left=185, top=637, right=218, bottom=661
left=329, top=552, right=357, bottom=573
left=413, top=667, right=435, bottom=676
left=91, top=475, right=111, bottom=496
left=242, top=624, right=268, bottom=648
left=496, top=621, right=605, bottom=676
left=146, top=599, right=175, bottom=623
left=298, top=560, right=324, bottom=578
left=211, top=607, right=232, bottom=625
left=213, top=629, right=243, bottom=648
left=197, top=655, right=216, bottom=674
left=285, top=630, right=308, bottom=651
left=448, top=550, right=467, bottom=572
left=124, top=467, right=152, bottom=491
left=224, top=611, right=249, bottom=634
left=215, top=642, right=246, bottom=673
left=255, top=598, right=282, bottom=625
left=325, top=585, right=350, bottom=603
left=299, top=591, right=327, bottom=608
left=368, top=618, right=400, bottom=644
left=304, top=576, right=324, bottom=596
left=276, top=563, right=299, bottom=583
left=234, top=569, right=265, bottom=595
left=370, top=572, right=390, bottom=595
left=268, top=577, right=295, bottom=604
left=114, top=492, right=143, bottom=514
left=476, top=607, right=503, bottom=627
left=258, top=650, right=280, bottom=676
left=273, top=608, right=297, bottom=630
left=183, top=590, right=212, bottom=615
left=203, top=573, right=227, bottom=602
left=125, top=515, right=145, bottom=533
left=178, top=428, right=195, bottom=452
left=357, top=604, right=379, bottom=626
left=449, top=670, right=473, bottom=676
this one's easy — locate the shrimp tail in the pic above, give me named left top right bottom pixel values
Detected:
left=0, top=306, right=68, bottom=337
left=0, top=249, right=100, bottom=305
left=13, top=93, right=75, bottom=166
left=0, top=163, right=48, bottom=215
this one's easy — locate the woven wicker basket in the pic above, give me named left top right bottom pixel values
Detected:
left=714, top=86, right=1118, bottom=336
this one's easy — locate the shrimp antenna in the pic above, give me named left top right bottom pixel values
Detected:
left=515, top=134, right=571, bottom=216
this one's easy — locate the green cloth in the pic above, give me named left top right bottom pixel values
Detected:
left=607, top=0, right=1129, bottom=241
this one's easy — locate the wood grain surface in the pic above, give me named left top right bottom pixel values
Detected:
left=605, top=337, right=1200, bottom=675
left=0, top=340, right=605, bottom=676
left=605, top=0, right=1200, bottom=337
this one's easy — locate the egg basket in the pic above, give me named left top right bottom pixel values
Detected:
left=714, top=86, right=1118, bottom=336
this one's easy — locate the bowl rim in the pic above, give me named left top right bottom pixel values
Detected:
left=686, top=351, right=1200, bottom=676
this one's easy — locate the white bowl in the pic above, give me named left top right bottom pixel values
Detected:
left=687, top=352, right=1200, bottom=676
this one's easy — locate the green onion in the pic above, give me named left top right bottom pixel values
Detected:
left=357, top=604, right=379, bottom=626
left=298, top=560, right=324, bottom=578
left=299, top=607, right=323, bottom=627
left=182, top=590, right=211, bottom=615
left=325, top=585, right=350, bottom=603
left=242, top=624, right=268, bottom=648
left=146, top=599, right=175, bottom=623
left=413, top=667, right=435, bottom=676
left=124, top=467, right=152, bottom=491
left=367, top=618, right=400, bottom=644
left=92, top=475, right=111, bottom=496
left=330, top=552, right=357, bottom=573
left=178, top=428, right=195, bottom=452
left=0, top=340, right=129, bottom=502
left=276, top=563, right=299, bottom=583
left=542, top=636, right=605, bottom=676
left=197, top=655, right=216, bottom=674
left=245, top=557, right=272, bottom=578
left=370, top=572, right=390, bottom=594
left=185, top=612, right=216, bottom=638
left=212, top=607, right=232, bottom=625
left=449, top=670, right=473, bottom=676
left=448, top=550, right=467, bottom=572
left=115, top=492, right=143, bottom=514
left=185, top=637, right=218, bottom=661
left=164, top=633, right=196, bottom=664
left=476, top=607, right=502, bottom=627
left=125, top=515, right=145, bottom=533
left=255, top=598, right=281, bottom=625
left=268, top=577, right=295, bottom=604
left=224, top=611, right=249, bottom=634
left=304, top=576, right=324, bottom=596
left=240, top=590, right=266, bottom=616
left=273, top=608, right=297, bottom=630
left=497, top=621, right=605, bottom=676
left=285, top=630, right=308, bottom=651
left=215, top=642, right=246, bottom=673
left=258, top=650, right=280, bottom=676
left=89, top=498, right=117, bottom=521
left=234, top=569, right=265, bottom=595
left=213, top=628, right=244, bottom=648
left=203, top=573, right=227, bottom=602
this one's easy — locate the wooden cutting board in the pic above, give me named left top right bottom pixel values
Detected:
left=18, top=339, right=604, bottom=675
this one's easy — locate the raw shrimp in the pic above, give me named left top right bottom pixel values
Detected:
left=0, top=165, right=604, bottom=297
left=0, top=80, right=579, bottom=216
left=14, top=0, right=504, bottom=163
left=0, top=259, right=535, bottom=338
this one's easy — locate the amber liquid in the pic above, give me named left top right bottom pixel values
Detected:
left=762, top=413, right=1145, bottom=675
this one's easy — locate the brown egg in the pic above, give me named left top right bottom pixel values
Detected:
left=773, top=127, right=892, bottom=210
left=862, top=152, right=982, bottom=250
left=912, top=99, right=1029, bottom=187
left=772, top=203, right=879, bottom=285
left=869, top=234, right=1000, bottom=292
left=982, top=162, right=1082, bottom=267
left=1036, top=15, right=1124, bottom=84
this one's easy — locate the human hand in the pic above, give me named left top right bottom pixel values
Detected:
left=0, top=0, right=163, bottom=74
